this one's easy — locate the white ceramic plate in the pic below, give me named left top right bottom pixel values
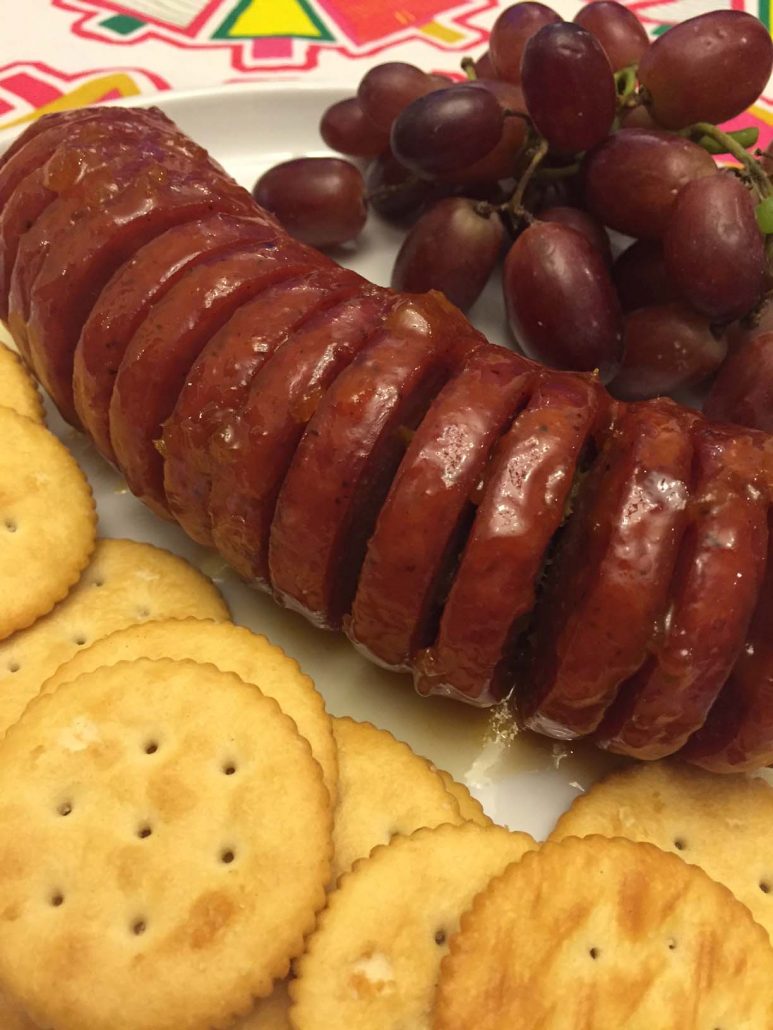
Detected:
left=0, top=83, right=620, bottom=841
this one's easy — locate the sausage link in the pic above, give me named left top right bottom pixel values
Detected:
left=596, top=425, right=770, bottom=758
left=346, top=346, right=533, bottom=671
left=414, top=373, right=606, bottom=705
left=519, top=399, right=695, bottom=738
left=3, top=107, right=773, bottom=769
left=269, top=294, right=482, bottom=628
left=162, top=264, right=360, bottom=545
left=210, top=286, right=392, bottom=583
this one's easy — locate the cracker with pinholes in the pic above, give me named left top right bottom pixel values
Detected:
left=42, top=618, right=337, bottom=802
left=550, top=760, right=773, bottom=942
left=0, top=991, right=37, bottom=1030
left=236, top=980, right=292, bottom=1029
left=435, top=769, right=491, bottom=827
left=435, top=836, right=773, bottom=1030
left=331, top=717, right=465, bottom=880
left=0, top=658, right=332, bottom=1030
left=0, top=406, right=95, bottom=640
left=0, top=345, right=44, bottom=422
left=292, top=823, right=535, bottom=1029
left=0, top=538, right=228, bottom=737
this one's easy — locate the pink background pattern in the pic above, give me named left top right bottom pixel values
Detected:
left=1, top=0, right=771, bottom=144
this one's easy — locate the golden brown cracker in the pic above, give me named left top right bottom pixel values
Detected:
left=0, top=406, right=95, bottom=640
left=435, top=770, right=492, bottom=827
left=42, top=619, right=337, bottom=802
left=331, top=717, right=464, bottom=880
left=292, top=823, right=535, bottom=1029
left=0, top=538, right=228, bottom=737
left=0, top=991, right=38, bottom=1029
left=0, top=658, right=332, bottom=1030
left=435, top=835, right=773, bottom=1029
left=236, top=981, right=292, bottom=1029
left=0, top=345, right=44, bottom=422
left=550, top=760, right=773, bottom=942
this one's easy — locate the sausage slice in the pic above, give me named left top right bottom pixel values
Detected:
left=519, top=399, right=695, bottom=738
left=162, top=264, right=363, bottom=545
left=346, top=345, right=533, bottom=671
left=414, top=373, right=605, bottom=704
left=597, top=426, right=770, bottom=758
left=269, top=293, right=482, bottom=628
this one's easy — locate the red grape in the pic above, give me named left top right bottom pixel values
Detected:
left=583, top=129, right=717, bottom=239
left=357, top=62, right=439, bottom=132
left=609, top=302, right=727, bottom=401
left=437, top=80, right=527, bottom=183
left=391, top=197, right=504, bottom=311
left=620, top=104, right=660, bottom=130
left=391, top=85, right=504, bottom=177
left=521, top=23, right=616, bottom=153
left=638, top=11, right=773, bottom=129
left=573, top=0, right=649, bottom=71
left=474, top=50, right=495, bottom=79
left=489, top=2, right=561, bottom=84
left=503, top=221, right=622, bottom=378
left=537, top=205, right=611, bottom=263
left=253, top=158, right=367, bottom=248
left=663, top=173, right=766, bottom=322
left=704, top=330, right=773, bottom=433
left=613, top=240, right=680, bottom=312
left=365, top=150, right=441, bottom=222
left=319, top=97, right=390, bottom=158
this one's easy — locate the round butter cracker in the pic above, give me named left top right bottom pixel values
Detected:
left=42, top=619, right=337, bottom=802
left=435, top=769, right=491, bottom=827
left=0, top=345, right=44, bottom=422
left=0, top=658, right=332, bottom=1030
left=435, top=835, right=773, bottom=1029
left=0, top=538, right=228, bottom=737
left=292, top=823, right=536, bottom=1029
left=0, top=406, right=95, bottom=640
left=331, top=717, right=464, bottom=880
left=0, top=990, right=37, bottom=1029
left=550, top=760, right=773, bottom=942
left=236, top=981, right=291, bottom=1029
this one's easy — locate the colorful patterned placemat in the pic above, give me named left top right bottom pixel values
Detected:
left=2, top=1, right=771, bottom=142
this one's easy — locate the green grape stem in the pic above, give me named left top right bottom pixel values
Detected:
left=461, top=56, right=477, bottom=81
left=507, top=136, right=549, bottom=217
left=681, top=122, right=772, bottom=200
left=613, top=65, right=639, bottom=109
left=697, top=126, right=759, bottom=155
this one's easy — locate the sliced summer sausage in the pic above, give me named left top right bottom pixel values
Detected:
left=518, top=398, right=695, bottom=738
left=346, top=345, right=533, bottom=671
left=596, top=425, right=770, bottom=758
left=163, top=264, right=366, bottom=546
left=73, top=213, right=286, bottom=463
left=414, top=372, right=606, bottom=704
left=269, top=293, right=483, bottom=628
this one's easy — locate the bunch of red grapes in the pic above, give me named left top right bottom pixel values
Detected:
left=254, top=3, right=773, bottom=431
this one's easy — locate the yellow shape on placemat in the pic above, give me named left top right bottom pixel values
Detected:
left=0, top=74, right=142, bottom=131
left=419, top=19, right=464, bottom=43
left=228, top=0, right=324, bottom=38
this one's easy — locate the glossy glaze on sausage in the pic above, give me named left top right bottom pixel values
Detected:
left=3, top=106, right=772, bottom=771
